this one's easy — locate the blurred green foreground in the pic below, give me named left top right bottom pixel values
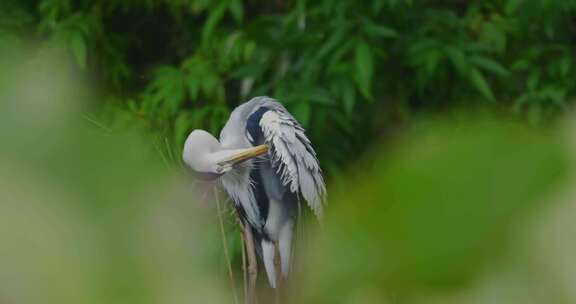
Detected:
left=1, top=46, right=576, bottom=304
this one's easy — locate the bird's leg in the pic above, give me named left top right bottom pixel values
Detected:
left=240, top=232, right=248, bottom=303
left=243, top=225, right=258, bottom=304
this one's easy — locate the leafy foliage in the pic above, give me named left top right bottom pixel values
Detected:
left=1, top=5, right=575, bottom=303
left=2, top=0, right=576, bottom=173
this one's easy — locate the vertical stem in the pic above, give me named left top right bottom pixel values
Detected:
left=241, top=232, right=248, bottom=303
left=243, top=224, right=258, bottom=304
left=214, top=188, right=239, bottom=304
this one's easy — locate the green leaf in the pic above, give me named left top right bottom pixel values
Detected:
left=424, top=49, right=442, bottom=75
left=527, top=69, right=541, bottom=91
left=511, top=59, right=531, bottom=71
left=342, top=83, right=356, bottom=116
left=505, top=0, right=523, bottom=14
left=230, top=63, right=266, bottom=78
left=202, top=2, right=227, bottom=45
left=538, top=85, right=567, bottom=107
left=482, top=23, right=506, bottom=53
left=174, top=112, right=193, bottom=148
left=316, top=26, right=349, bottom=60
left=470, top=56, right=509, bottom=77
left=372, top=0, right=385, bottom=14
left=354, top=40, right=374, bottom=100
left=186, top=77, right=199, bottom=100
left=228, top=0, right=243, bottom=23
left=445, top=46, right=468, bottom=76
left=68, top=31, right=86, bottom=69
left=469, top=68, right=495, bottom=102
left=559, top=56, right=571, bottom=78
left=364, top=23, right=397, bottom=38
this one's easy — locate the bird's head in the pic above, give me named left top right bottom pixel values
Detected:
left=182, top=130, right=268, bottom=180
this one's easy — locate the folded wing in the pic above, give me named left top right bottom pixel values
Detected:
left=258, top=103, right=326, bottom=218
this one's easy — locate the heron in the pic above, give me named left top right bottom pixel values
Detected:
left=182, top=96, right=326, bottom=288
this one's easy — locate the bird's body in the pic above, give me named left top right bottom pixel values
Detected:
left=183, top=96, right=326, bottom=288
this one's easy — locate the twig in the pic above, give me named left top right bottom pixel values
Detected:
left=214, top=188, right=239, bottom=304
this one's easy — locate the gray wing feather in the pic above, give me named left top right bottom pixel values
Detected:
left=259, top=101, right=326, bottom=218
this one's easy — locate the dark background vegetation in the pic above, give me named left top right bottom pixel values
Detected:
left=2, top=1, right=576, bottom=303
left=3, top=0, right=576, bottom=175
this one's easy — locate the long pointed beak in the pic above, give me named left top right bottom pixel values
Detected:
left=218, top=144, right=268, bottom=167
